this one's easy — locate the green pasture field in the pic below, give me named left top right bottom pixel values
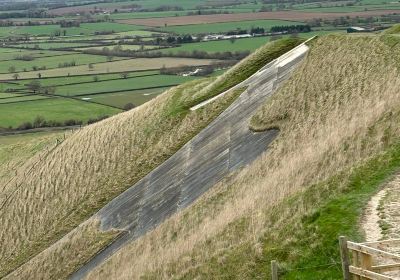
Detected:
left=0, top=57, right=216, bottom=79
left=17, top=42, right=100, bottom=50
left=108, top=11, right=189, bottom=20
left=107, top=8, right=259, bottom=20
left=81, top=87, right=169, bottom=108
left=161, top=19, right=304, bottom=34
left=55, top=30, right=159, bottom=42
left=0, top=92, right=23, bottom=99
left=159, top=36, right=271, bottom=54
left=0, top=94, right=50, bottom=104
left=0, top=49, right=71, bottom=61
left=294, top=3, right=400, bottom=12
left=0, top=22, right=146, bottom=38
left=80, top=22, right=145, bottom=32
left=0, top=98, right=121, bottom=128
left=157, top=30, right=344, bottom=55
left=18, top=70, right=159, bottom=87
left=77, top=44, right=160, bottom=51
left=88, top=0, right=210, bottom=10
left=54, top=74, right=196, bottom=96
left=0, top=82, right=26, bottom=92
left=1, top=53, right=125, bottom=73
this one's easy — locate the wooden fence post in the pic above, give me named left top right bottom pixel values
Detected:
left=360, top=252, right=372, bottom=280
left=339, top=236, right=351, bottom=280
left=271, top=260, right=278, bottom=280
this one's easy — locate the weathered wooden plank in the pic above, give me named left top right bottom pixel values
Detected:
left=372, top=263, right=400, bottom=273
left=347, top=242, right=400, bottom=261
left=339, top=236, right=351, bottom=280
left=349, top=266, right=394, bottom=280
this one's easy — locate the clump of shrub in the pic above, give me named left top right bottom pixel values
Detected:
left=14, top=54, right=34, bottom=61
left=58, top=61, right=76, bottom=68
left=15, top=115, right=112, bottom=130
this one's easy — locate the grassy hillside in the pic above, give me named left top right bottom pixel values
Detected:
left=81, top=34, right=400, bottom=279
left=0, top=38, right=300, bottom=279
left=0, top=132, right=63, bottom=187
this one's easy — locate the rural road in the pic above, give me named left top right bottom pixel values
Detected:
left=69, top=40, right=311, bottom=280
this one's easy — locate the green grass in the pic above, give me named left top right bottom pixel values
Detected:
left=384, top=24, right=400, bottom=34
left=161, top=32, right=338, bottom=56
left=0, top=94, right=50, bottom=104
left=161, top=19, right=304, bottom=34
left=0, top=98, right=121, bottom=128
left=81, top=87, right=169, bottom=108
left=186, top=141, right=400, bottom=280
left=0, top=92, right=22, bottom=99
left=1, top=53, right=125, bottom=73
left=293, top=3, right=400, bottom=12
left=183, top=37, right=304, bottom=109
left=261, top=142, right=400, bottom=279
left=0, top=22, right=146, bottom=38
left=78, top=44, right=160, bottom=51
left=19, top=70, right=159, bottom=86
left=54, top=74, right=197, bottom=96
left=0, top=48, right=70, bottom=60
left=159, top=37, right=272, bottom=54
left=17, top=42, right=100, bottom=50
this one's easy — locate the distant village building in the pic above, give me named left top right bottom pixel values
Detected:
left=347, top=26, right=366, bottom=33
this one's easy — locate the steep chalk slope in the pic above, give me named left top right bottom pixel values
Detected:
left=83, top=34, right=400, bottom=280
left=1, top=38, right=303, bottom=280
left=71, top=38, right=311, bottom=280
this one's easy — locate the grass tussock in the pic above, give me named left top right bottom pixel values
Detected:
left=84, top=34, right=400, bottom=280
left=0, top=38, right=293, bottom=278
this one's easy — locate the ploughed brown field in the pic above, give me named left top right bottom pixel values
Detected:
left=118, top=10, right=400, bottom=27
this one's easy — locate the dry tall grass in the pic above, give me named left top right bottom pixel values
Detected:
left=0, top=132, right=62, bottom=190
left=0, top=79, right=212, bottom=276
left=84, top=34, right=400, bottom=279
left=0, top=38, right=293, bottom=278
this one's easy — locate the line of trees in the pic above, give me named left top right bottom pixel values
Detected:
left=83, top=48, right=250, bottom=60
left=16, top=114, right=110, bottom=130
left=270, top=25, right=312, bottom=33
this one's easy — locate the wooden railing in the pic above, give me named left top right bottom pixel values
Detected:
left=339, top=236, right=400, bottom=280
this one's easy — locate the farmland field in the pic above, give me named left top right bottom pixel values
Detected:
left=159, top=36, right=272, bottom=53
left=77, top=44, right=160, bottom=51
left=0, top=98, right=121, bottom=128
left=0, top=22, right=145, bottom=37
left=53, top=74, right=197, bottom=96
left=0, top=92, right=23, bottom=99
left=18, top=70, right=159, bottom=86
left=80, top=87, right=170, bottom=108
left=161, top=19, right=304, bottom=34
left=0, top=57, right=217, bottom=79
left=156, top=30, right=344, bottom=54
left=0, top=53, right=126, bottom=73
left=0, top=94, right=50, bottom=104
left=118, top=10, right=400, bottom=27
left=17, top=42, right=100, bottom=50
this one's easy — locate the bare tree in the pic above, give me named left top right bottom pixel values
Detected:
left=27, top=80, right=41, bottom=93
